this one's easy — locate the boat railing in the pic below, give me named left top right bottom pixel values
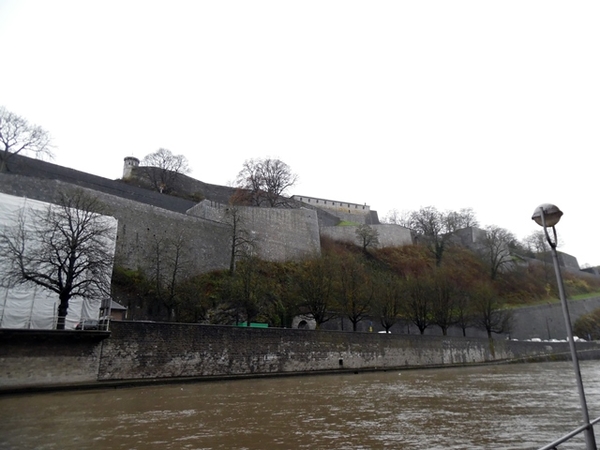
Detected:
left=538, top=416, right=600, bottom=450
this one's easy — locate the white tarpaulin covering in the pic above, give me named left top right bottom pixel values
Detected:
left=0, top=192, right=118, bottom=329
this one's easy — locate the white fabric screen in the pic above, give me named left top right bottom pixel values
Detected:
left=0, top=192, right=118, bottom=329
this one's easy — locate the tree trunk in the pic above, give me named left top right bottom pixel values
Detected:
left=56, top=297, right=69, bottom=330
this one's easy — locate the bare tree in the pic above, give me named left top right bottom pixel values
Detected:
left=402, top=274, right=434, bottom=334
left=235, top=157, right=298, bottom=207
left=334, top=255, right=373, bottom=331
left=381, top=209, right=412, bottom=227
left=140, top=148, right=190, bottom=193
left=470, top=282, right=512, bottom=339
left=0, top=106, right=53, bottom=172
left=355, top=224, right=379, bottom=253
left=454, top=290, right=473, bottom=337
left=523, top=230, right=551, bottom=255
left=445, top=207, right=479, bottom=232
left=373, top=272, right=405, bottom=333
left=230, top=255, right=267, bottom=326
left=405, top=206, right=478, bottom=266
left=292, top=255, right=337, bottom=328
left=222, top=204, right=256, bottom=275
left=0, top=190, right=115, bottom=329
left=145, top=229, right=193, bottom=321
left=481, top=225, right=515, bottom=280
left=405, top=207, right=450, bottom=266
left=430, top=269, right=460, bottom=335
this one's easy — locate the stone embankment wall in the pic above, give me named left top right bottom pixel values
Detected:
left=3, top=322, right=600, bottom=392
left=0, top=330, right=106, bottom=389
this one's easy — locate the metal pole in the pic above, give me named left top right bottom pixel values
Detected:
left=549, top=246, right=596, bottom=449
left=541, top=209, right=597, bottom=449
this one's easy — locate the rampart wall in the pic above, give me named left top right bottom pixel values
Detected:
left=0, top=174, right=232, bottom=274
left=538, top=251, right=582, bottom=271
left=320, top=224, right=413, bottom=249
left=292, top=195, right=370, bottom=215
left=3, top=323, right=600, bottom=392
left=0, top=174, right=322, bottom=270
left=187, top=200, right=321, bottom=261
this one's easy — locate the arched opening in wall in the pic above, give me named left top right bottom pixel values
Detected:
left=298, top=320, right=308, bottom=329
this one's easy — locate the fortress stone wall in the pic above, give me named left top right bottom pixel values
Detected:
left=1, top=155, right=412, bottom=269
left=0, top=174, right=232, bottom=274
left=320, top=223, right=413, bottom=249
left=188, top=200, right=321, bottom=262
left=0, top=171, right=323, bottom=274
left=0, top=155, right=592, bottom=278
left=292, top=195, right=370, bottom=215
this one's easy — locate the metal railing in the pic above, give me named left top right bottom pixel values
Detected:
left=538, top=416, right=600, bottom=450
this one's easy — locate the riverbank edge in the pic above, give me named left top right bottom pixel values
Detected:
left=3, top=345, right=599, bottom=397
left=4, top=322, right=600, bottom=396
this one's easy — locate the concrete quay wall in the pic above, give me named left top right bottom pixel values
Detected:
left=3, top=322, right=600, bottom=392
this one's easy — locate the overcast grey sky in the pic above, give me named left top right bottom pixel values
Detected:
left=1, top=1, right=598, bottom=266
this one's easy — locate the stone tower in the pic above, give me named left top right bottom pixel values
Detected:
left=123, top=156, right=140, bottom=179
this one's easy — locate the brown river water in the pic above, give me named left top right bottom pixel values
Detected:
left=1, top=360, right=599, bottom=450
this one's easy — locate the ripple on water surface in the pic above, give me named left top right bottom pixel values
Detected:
left=0, top=360, right=599, bottom=449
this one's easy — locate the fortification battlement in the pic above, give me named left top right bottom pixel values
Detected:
left=292, top=195, right=370, bottom=215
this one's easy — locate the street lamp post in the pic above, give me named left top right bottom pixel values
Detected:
left=532, top=203, right=597, bottom=450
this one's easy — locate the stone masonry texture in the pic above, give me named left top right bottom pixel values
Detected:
left=3, top=323, right=600, bottom=391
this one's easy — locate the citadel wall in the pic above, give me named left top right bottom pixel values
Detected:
left=187, top=200, right=321, bottom=261
left=0, top=174, right=232, bottom=274
left=320, top=223, right=413, bottom=249
left=292, top=195, right=370, bottom=215
left=538, top=251, right=581, bottom=271
left=1, top=155, right=417, bottom=268
left=0, top=172, right=322, bottom=273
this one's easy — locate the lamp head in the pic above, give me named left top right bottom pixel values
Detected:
left=532, top=203, right=563, bottom=227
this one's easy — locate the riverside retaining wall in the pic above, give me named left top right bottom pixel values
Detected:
left=3, top=322, right=600, bottom=392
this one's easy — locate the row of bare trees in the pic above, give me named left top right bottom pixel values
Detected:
left=112, top=238, right=517, bottom=339
left=292, top=244, right=512, bottom=337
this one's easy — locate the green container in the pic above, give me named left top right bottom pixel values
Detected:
left=236, top=322, right=269, bottom=328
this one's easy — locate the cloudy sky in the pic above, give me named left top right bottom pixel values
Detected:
left=1, top=1, right=598, bottom=266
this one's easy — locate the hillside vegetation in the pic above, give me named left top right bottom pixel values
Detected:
left=112, top=236, right=600, bottom=337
